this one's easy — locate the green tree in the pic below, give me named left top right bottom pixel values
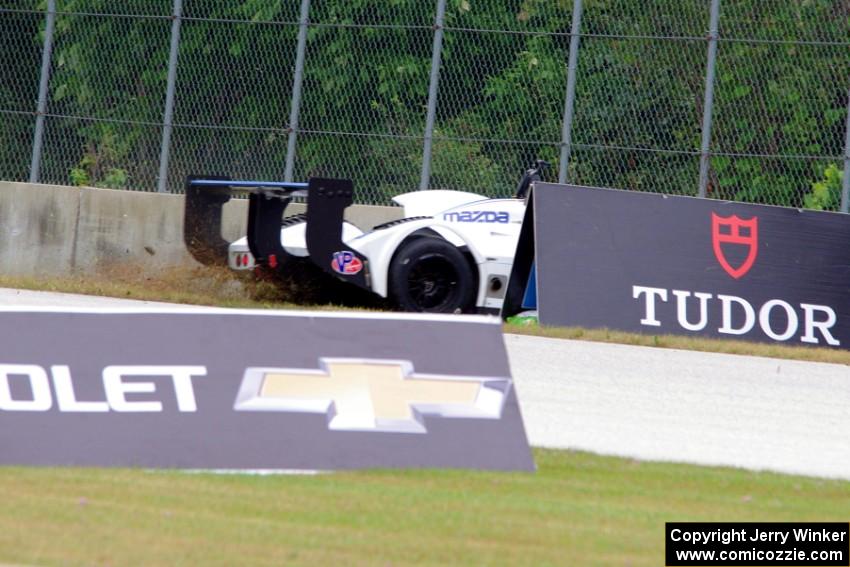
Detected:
left=3, top=0, right=846, bottom=208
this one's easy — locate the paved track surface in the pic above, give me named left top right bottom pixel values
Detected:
left=0, top=288, right=181, bottom=308
left=505, top=334, right=850, bottom=481
left=2, top=288, right=848, bottom=480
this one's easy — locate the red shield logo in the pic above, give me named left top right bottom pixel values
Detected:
left=711, top=213, right=758, bottom=279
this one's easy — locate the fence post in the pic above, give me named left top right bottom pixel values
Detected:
left=284, top=0, right=310, bottom=182
left=558, top=0, right=583, bottom=184
left=28, top=0, right=57, bottom=184
left=697, top=0, right=721, bottom=198
left=156, top=0, right=183, bottom=193
left=419, top=0, right=447, bottom=190
left=841, top=87, right=850, bottom=213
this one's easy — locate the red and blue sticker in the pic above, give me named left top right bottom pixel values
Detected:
left=331, top=250, right=363, bottom=275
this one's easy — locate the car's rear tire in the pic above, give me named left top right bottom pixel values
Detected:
left=389, top=237, right=475, bottom=313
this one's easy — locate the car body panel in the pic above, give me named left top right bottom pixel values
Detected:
left=226, top=191, right=526, bottom=311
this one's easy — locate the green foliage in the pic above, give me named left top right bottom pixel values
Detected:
left=1, top=0, right=847, bottom=206
left=804, top=163, right=844, bottom=211
left=429, top=135, right=505, bottom=194
left=707, top=0, right=849, bottom=206
left=70, top=156, right=128, bottom=189
left=0, top=9, right=41, bottom=181
left=68, top=162, right=90, bottom=186
left=66, top=124, right=133, bottom=188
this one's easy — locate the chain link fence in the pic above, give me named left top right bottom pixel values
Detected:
left=1, top=0, right=849, bottom=209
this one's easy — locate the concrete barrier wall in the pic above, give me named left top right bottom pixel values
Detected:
left=0, top=181, right=402, bottom=276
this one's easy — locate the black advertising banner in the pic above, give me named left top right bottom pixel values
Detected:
left=532, top=183, right=850, bottom=348
left=0, top=308, right=533, bottom=471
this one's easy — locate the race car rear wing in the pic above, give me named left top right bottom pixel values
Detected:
left=183, top=176, right=370, bottom=290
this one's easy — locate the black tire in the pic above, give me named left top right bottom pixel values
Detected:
left=389, top=237, right=475, bottom=313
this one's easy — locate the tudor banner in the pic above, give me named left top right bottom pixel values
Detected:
left=0, top=308, right=533, bottom=471
left=526, top=183, right=850, bottom=348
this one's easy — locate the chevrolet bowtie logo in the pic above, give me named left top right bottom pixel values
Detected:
left=234, top=358, right=511, bottom=433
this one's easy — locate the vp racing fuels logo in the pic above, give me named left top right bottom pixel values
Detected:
left=331, top=250, right=363, bottom=275
left=233, top=358, right=510, bottom=433
left=443, top=211, right=509, bottom=224
left=712, top=213, right=758, bottom=279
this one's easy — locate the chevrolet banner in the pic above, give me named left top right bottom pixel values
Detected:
left=0, top=308, right=533, bottom=471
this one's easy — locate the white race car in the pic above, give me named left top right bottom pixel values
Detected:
left=183, top=162, right=546, bottom=313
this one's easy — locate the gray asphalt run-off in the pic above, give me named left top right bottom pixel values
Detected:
left=505, top=334, right=850, bottom=481
left=1, top=288, right=848, bottom=480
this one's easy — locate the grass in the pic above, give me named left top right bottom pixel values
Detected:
left=0, top=265, right=302, bottom=310
left=0, top=449, right=847, bottom=567
left=2, top=265, right=848, bottom=366
left=503, top=321, right=850, bottom=366
left=0, top=264, right=389, bottom=312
